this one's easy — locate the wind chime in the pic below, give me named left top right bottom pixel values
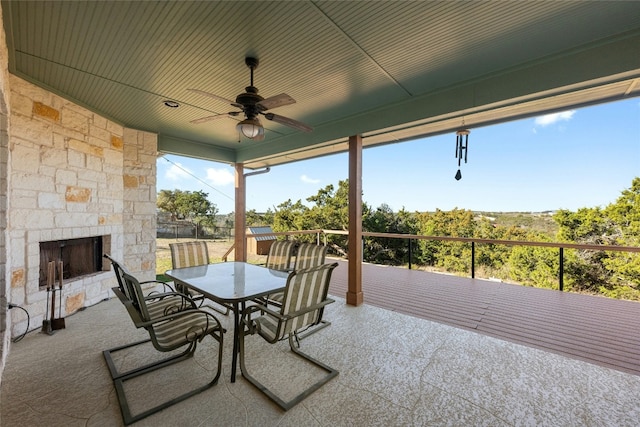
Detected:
left=454, top=129, right=470, bottom=181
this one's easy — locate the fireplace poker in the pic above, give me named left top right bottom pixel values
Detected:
left=52, top=260, right=66, bottom=330
left=41, top=261, right=54, bottom=335
left=50, top=261, right=56, bottom=324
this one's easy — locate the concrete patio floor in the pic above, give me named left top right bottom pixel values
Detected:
left=2, top=293, right=640, bottom=426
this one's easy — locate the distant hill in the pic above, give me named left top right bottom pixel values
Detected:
left=474, top=211, right=558, bottom=237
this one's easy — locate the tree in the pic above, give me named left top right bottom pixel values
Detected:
left=157, top=189, right=181, bottom=221
left=363, top=204, right=418, bottom=265
left=272, top=199, right=310, bottom=233
left=553, top=178, right=640, bottom=299
left=157, top=189, right=218, bottom=238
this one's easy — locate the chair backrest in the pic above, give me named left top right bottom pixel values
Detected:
left=104, top=254, right=132, bottom=298
left=265, top=240, right=297, bottom=271
left=278, top=262, right=338, bottom=339
left=169, top=241, right=209, bottom=269
left=120, top=271, right=152, bottom=323
left=293, top=243, right=327, bottom=270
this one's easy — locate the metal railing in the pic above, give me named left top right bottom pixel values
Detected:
left=222, top=229, right=324, bottom=261
left=232, top=229, right=639, bottom=291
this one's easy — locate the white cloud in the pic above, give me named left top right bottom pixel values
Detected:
left=534, top=110, right=576, bottom=127
left=165, top=163, right=191, bottom=181
left=206, top=167, right=234, bottom=186
left=301, top=174, right=320, bottom=184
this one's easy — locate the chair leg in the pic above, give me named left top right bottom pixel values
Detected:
left=239, top=330, right=338, bottom=411
left=103, top=338, right=196, bottom=380
left=110, top=329, right=223, bottom=425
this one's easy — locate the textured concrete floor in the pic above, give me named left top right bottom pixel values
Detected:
left=2, top=295, right=640, bottom=426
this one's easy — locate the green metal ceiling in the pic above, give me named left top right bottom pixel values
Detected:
left=3, top=1, right=640, bottom=168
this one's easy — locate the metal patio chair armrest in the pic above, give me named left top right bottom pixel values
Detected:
left=280, top=298, right=335, bottom=321
left=241, top=303, right=283, bottom=333
left=144, top=291, right=196, bottom=305
left=142, top=279, right=176, bottom=295
left=139, top=307, right=221, bottom=329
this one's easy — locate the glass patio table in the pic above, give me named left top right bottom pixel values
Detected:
left=165, top=262, right=289, bottom=382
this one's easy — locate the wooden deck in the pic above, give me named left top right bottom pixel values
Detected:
left=328, top=260, right=640, bottom=376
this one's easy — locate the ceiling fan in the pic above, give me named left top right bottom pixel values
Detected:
left=188, top=57, right=313, bottom=141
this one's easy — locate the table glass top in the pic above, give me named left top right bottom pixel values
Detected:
left=165, top=262, right=289, bottom=302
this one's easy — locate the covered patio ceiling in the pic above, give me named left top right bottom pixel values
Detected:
left=3, top=1, right=640, bottom=169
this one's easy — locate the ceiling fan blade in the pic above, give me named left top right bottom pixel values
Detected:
left=187, top=88, right=242, bottom=108
left=257, top=93, right=296, bottom=111
left=264, top=113, right=313, bottom=133
left=190, top=114, right=230, bottom=124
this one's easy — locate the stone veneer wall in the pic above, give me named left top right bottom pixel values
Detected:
left=5, top=75, right=157, bottom=338
left=123, top=128, right=158, bottom=280
left=0, top=0, right=11, bottom=374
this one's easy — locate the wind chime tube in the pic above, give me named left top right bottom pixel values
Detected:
left=454, top=129, right=470, bottom=181
left=463, top=133, right=468, bottom=163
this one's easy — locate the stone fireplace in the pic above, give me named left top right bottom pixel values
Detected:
left=3, top=75, right=158, bottom=338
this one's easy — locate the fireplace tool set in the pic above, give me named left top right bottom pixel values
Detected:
left=42, top=260, right=66, bottom=334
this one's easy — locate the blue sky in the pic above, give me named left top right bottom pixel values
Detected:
left=157, top=98, right=640, bottom=215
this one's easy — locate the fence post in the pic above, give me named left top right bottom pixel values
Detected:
left=471, top=241, right=475, bottom=278
left=559, top=247, right=564, bottom=291
left=408, top=238, right=412, bottom=270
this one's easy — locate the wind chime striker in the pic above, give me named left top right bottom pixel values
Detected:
left=454, top=129, right=470, bottom=181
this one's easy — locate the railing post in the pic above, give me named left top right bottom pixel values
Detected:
left=408, top=238, right=412, bottom=270
left=471, top=241, right=475, bottom=278
left=559, top=247, right=564, bottom=291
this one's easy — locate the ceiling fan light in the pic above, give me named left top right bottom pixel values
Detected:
left=236, top=118, right=264, bottom=139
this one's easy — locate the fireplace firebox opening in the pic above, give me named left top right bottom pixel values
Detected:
left=39, top=235, right=111, bottom=288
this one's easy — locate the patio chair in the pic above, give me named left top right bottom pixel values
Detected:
left=268, top=243, right=332, bottom=339
left=107, top=271, right=224, bottom=425
left=265, top=239, right=297, bottom=271
left=293, top=242, right=328, bottom=270
left=103, top=254, right=198, bottom=380
left=239, top=262, right=339, bottom=410
left=169, top=241, right=230, bottom=315
left=258, top=239, right=297, bottom=306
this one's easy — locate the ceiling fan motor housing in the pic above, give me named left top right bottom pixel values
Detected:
left=236, top=86, right=263, bottom=119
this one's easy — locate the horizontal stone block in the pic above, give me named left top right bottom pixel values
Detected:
left=65, top=186, right=92, bottom=202
left=11, top=172, right=55, bottom=192
left=33, top=101, right=60, bottom=122
left=68, top=138, right=104, bottom=157
left=38, top=192, right=65, bottom=210
left=10, top=208, right=55, bottom=229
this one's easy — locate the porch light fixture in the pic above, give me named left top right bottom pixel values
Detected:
left=454, top=129, right=470, bottom=181
left=236, top=117, right=265, bottom=140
